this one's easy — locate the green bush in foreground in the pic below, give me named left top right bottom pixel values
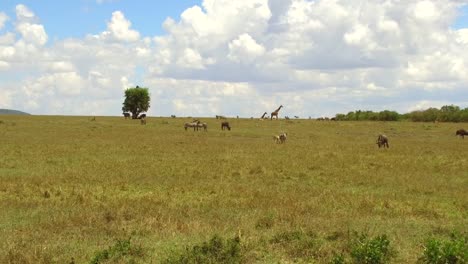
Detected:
left=89, top=238, right=144, bottom=264
left=350, top=233, right=393, bottom=264
left=419, top=233, right=467, bottom=264
left=164, top=235, right=242, bottom=264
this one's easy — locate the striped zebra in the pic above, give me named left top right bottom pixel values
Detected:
left=184, top=121, right=199, bottom=131
left=196, top=122, right=208, bottom=131
left=273, top=132, right=287, bottom=144
left=456, top=129, right=467, bottom=139
left=376, top=134, right=389, bottom=148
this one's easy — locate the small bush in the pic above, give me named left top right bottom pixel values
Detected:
left=330, top=253, right=347, bottom=264
left=419, top=233, right=467, bottom=264
left=164, top=235, right=242, bottom=264
left=350, top=233, right=393, bottom=264
left=89, top=238, right=144, bottom=264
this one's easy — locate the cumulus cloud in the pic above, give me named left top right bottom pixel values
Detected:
left=0, top=1, right=468, bottom=117
left=101, top=11, right=140, bottom=42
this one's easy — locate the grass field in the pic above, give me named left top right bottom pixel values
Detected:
left=0, top=115, right=466, bottom=263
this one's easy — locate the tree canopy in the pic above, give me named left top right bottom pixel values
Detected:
left=334, top=105, right=468, bottom=122
left=122, top=86, right=150, bottom=119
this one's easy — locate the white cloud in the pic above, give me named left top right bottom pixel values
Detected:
left=15, top=5, right=48, bottom=46
left=0, top=12, right=8, bottom=30
left=102, top=11, right=140, bottom=42
left=228, top=34, right=266, bottom=63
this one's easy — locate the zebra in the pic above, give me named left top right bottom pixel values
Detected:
left=221, top=122, right=231, bottom=131
left=273, top=132, right=287, bottom=144
left=376, top=134, right=389, bottom=148
left=184, top=121, right=199, bottom=131
left=273, top=135, right=281, bottom=144
left=123, top=112, right=130, bottom=119
left=456, top=129, right=467, bottom=139
left=279, top=132, right=287, bottom=143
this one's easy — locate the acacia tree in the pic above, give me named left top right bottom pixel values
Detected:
left=122, top=86, right=150, bottom=119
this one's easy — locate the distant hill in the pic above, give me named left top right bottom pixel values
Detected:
left=0, top=109, right=31, bottom=115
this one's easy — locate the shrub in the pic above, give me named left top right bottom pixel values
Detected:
left=350, top=233, right=393, bottom=264
left=89, top=238, right=144, bottom=264
left=164, top=235, right=242, bottom=264
left=419, top=233, right=467, bottom=264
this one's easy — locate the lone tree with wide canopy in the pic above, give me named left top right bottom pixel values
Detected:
left=122, top=86, right=150, bottom=119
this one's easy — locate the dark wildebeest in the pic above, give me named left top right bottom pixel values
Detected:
left=456, top=129, right=467, bottom=139
left=376, top=134, right=389, bottom=148
left=123, top=112, right=130, bottom=119
left=221, top=122, right=231, bottom=131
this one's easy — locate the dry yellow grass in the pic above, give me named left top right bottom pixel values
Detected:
left=0, top=115, right=466, bottom=263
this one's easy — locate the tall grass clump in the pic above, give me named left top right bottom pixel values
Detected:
left=164, top=235, right=242, bottom=264
left=419, top=233, right=467, bottom=264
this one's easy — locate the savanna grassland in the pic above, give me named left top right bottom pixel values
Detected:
left=0, top=115, right=466, bottom=263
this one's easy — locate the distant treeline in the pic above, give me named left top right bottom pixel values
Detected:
left=335, top=105, right=468, bottom=122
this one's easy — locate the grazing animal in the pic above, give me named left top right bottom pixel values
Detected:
left=456, top=129, right=467, bottom=139
left=273, top=135, right=281, bottom=144
left=273, top=132, right=287, bottom=144
left=285, top=116, right=290, bottom=120
left=279, top=132, right=287, bottom=143
left=137, top=113, right=146, bottom=119
left=123, top=112, right=131, bottom=119
left=184, top=121, right=199, bottom=131
left=171, top=115, right=176, bottom=118
left=221, top=122, right=231, bottom=131
left=294, top=116, right=299, bottom=119
left=196, top=122, right=208, bottom=131
left=376, top=134, right=389, bottom=148
left=140, top=118, right=146, bottom=125
left=271, top=105, right=283, bottom=120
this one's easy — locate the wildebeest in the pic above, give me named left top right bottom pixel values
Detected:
left=221, top=122, right=231, bottom=131
left=456, top=129, right=467, bottom=139
left=138, top=113, right=146, bottom=119
left=123, top=112, right=130, bottom=119
left=376, top=134, right=389, bottom=148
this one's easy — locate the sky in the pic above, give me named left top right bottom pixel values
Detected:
left=1, top=0, right=468, bottom=117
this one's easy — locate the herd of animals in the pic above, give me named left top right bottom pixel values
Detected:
left=122, top=105, right=468, bottom=147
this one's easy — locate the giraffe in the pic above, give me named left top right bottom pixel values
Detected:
left=270, top=105, right=283, bottom=120
left=260, top=112, right=268, bottom=119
